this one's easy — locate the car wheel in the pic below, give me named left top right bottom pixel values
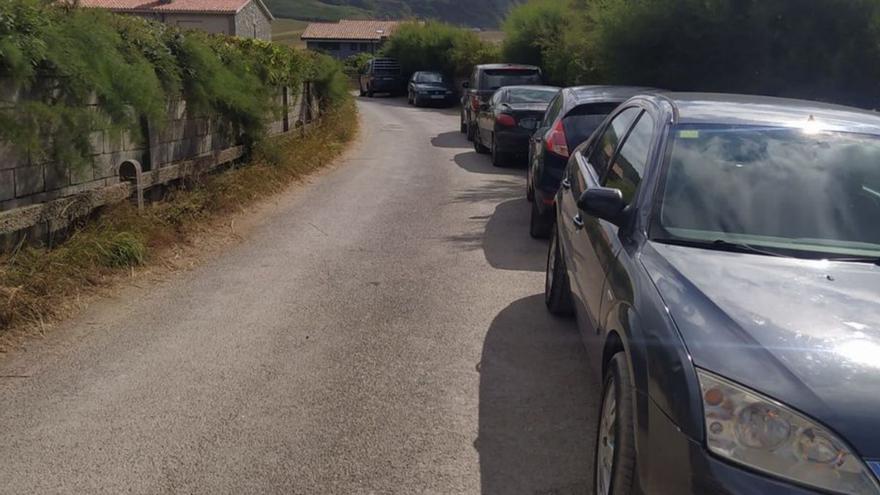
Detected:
left=526, top=176, right=535, bottom=202
left=595, top=353, right=637, bottom=495
left=490, top=135, right=505, bottom=167
left=466, top=121, right=475, bottom=142
left=530, top=200, right=553, bottom=239
left=474, top=129, right=489, bottom=154
left=359, top=85, right=366, bottom=97
left=407, top=91, right=413, bottom=105
left=545, top=225, right=574, bottom=316
left=367, top=86, right=374, bottom=98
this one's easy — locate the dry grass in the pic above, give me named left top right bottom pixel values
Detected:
left=0, top=99, right=358, bottom=349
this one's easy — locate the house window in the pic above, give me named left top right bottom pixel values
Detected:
left=361, top=43, right=370, bottom=51
left=321, top=42, right=340, bottom=51
left=350, top=42, right=359, bottom=51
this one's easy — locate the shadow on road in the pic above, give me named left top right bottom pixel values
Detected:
left=448, top=198, right=547, bottom=272
left=356, top=95, right=460, bottom=115
left=478, top=294, right=596, bottom=495
left=454, top=151, right=527, bottom=177
left=431, top=131, right=470, bottom=149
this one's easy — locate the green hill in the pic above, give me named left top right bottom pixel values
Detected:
left=263, top=0, right=520, bottom=27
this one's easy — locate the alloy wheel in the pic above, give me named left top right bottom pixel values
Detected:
left=596, top=377, right=618, bottom=495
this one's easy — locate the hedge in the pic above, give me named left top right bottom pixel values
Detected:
left=0, top=0, right=350, bottom=170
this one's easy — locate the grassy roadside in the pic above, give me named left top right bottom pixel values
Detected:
left=0, top=99, right=358, bottom=349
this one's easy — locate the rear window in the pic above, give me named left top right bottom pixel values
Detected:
left=507, top=88, right=558, bottom=104
left=372, top=60, right=400, bottom=76
left=481, top=69, right=541, bottom=90
left=562, top=102, right=621, bottom=149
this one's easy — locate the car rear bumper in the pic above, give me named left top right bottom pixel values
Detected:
left=494, top=128, right=532, bottom=156
left=639, top=398, right=825, bottom=495
left=370, top=80, right=400, bottom=92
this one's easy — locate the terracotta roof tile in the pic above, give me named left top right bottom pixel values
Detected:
left=301, top=20, right=401, bottom=41
left=78, top=0, right=252, bottom=15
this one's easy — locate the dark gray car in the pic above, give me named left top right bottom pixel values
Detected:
left=546, top=92, right=880, bottom=495
left=407, top=71, right=456, bottom=107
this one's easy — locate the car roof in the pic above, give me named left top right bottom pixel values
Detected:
left=414, top=70, right=442, bottom=75
left=658, top=92, right=880, bottom=134
left=566, top=85, right=659, bottom=105
left=475, top=63, right=541, bottom=71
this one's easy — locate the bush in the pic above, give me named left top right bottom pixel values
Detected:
left=0, top=0, right=350, bottom=169
left=586, top=0, right=880, bottom=107
left=502, top=0, right=576, bottom=85
left=381, top=21, right=500, bottom=79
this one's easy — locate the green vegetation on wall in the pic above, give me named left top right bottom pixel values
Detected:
left=0, top=0, right=349, bottom=170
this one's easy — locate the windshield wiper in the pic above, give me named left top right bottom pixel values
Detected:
left=653, top=238, right=793, bottom=258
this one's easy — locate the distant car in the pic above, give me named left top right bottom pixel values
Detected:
left=460, top=64, right=542, bottom=141
left=407, top=71, right=456, bottom=107
left=546, top=92, right=880, bottom=495
left=472, top=85, right=560, bottom=167
left=527, top=86, right=656, bottom=238
left=359, top=58, right=403, bottom=97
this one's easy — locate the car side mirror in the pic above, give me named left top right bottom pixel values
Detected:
left=462, top=81, right=470, bottom=89
left=577, top=187, right=627, bottom=226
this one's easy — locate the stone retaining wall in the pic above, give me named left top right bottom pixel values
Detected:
left=0, top=81, right=320, bottom=251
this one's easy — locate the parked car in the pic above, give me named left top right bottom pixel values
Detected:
left=527, top=86, right=656, bottom=238
left=407, top=71, right=456, bottom=107
left=472, top=85, right=560, bottom=167
left=545, top=92, right=880, bottom=495
left=460, top=64, right=542, bottom=142
left=359, top=58, right=403, bottom=97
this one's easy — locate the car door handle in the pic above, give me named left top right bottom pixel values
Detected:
left=561, top=178, right=571, bottom=190
left=572, top=214, right=585, bottom=230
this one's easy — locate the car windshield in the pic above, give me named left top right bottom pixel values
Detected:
left=654, top=124, right=880, bottom=258
left=481, top=69, right=541, bottom=90
left=417, top=73, right=445, bottom=83
left=506, top=88, right=557, bottom=104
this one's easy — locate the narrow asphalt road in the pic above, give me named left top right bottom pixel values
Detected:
left=0, top=97, right=599, bottom=494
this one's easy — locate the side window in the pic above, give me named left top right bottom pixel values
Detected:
left=588, top=107, right=641, bottom=181
left=605, top=113, right=655, bottom=203
left=470, top=69, right=479, bottom=89
left=542, top=94, right=563, bottom=127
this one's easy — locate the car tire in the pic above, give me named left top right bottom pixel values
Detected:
left=545, top=225, right=574, bottom=316
left=595, top=353, right=637, bottom=495
left=359, top=85, right=366, bottom=97
left=490, top=135, right=505, bottom=167
left=460, top=113, right=468, bottom=134
left=474, top=129, right=489, bottom=154
left=367, top=86, right=374, bottom=98
left=530, top=200, right=553, bottom=239
left=526, top=177, right=535, bottom=202
left=466, top=121, right=475, bottom=142
left=407, top=92, right=413, bottom=105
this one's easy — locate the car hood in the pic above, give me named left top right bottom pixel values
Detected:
left=641, top=241, right=880, bottom=457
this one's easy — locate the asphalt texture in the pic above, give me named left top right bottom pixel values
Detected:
left=0, top=97, right=599, bottom=495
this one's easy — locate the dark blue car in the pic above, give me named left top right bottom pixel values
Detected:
left=545, top=92, right=880, bottom=495
left=527, top=86, right=655, bottom=239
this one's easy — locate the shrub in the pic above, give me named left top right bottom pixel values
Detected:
left=585, top=0, right=880, bottom=106
left=0, top=0, right=350, bottom=170
left=501, top=0, right=576, bottom=85
left=382, top=21, right=500, bottom=79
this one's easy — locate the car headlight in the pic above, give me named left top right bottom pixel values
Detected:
left=698, top=369, right=880, bottom=494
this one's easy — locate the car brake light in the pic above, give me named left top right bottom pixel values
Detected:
left=545, top=119, right=569, bottom=158
left=496, top=113, right=516, bottom=127
left=471, top=95, right=480, bottom=112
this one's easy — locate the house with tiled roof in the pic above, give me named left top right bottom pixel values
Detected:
left=77, top=0, right=274, bottom=40
left=301, top=20, right=401, bottom=59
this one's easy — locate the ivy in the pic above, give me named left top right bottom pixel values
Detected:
left=0, top=0, right=348, bottom=173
